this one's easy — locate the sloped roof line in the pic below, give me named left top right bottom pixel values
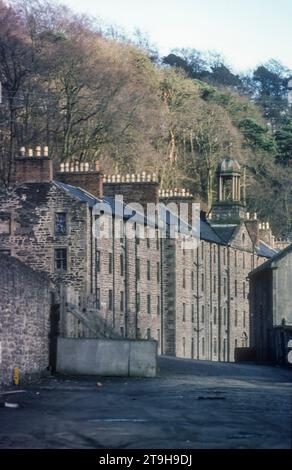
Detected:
left=249, top=242, right=292, bottom=277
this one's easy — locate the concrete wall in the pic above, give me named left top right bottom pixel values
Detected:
left=0, top=255, right=50, bottom=387
left=57, top=338, right=157, bottom=377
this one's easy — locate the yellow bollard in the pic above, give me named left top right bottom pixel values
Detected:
left=13, top=367, right=20, bottom=386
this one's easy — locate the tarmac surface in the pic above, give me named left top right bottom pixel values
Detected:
left=0, top=357, right=291, bottom=449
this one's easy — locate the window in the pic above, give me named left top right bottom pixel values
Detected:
left=201, top=305, right=205, bottom=323
left=147, top=294, right=151, bottom=315
left=96, top=251, right=101, bottom=272
left=214, top=307, right=217, bottom=325
left=224, top=278, right=227, bottom=296
left=147, top=328, right=151, bottom=340
left=235, top=280, right=238, bottom=297
left=183, top=269, right=186, bottom=289
left=243, top=282, right=246, bottom=299
left=235, top=250, right=237, bottom=267
left=96, top=288, right=101, bottom=309
left=183, top=337, right=186, bottom=357
left=157, top=262, right=160, bottom=283
left=120, top=291, right=124, bottom=312
left=214, top=338, right=217, bottom=356
left=119, top=220, right=124, bottom=243
left=55, top=213, right=67, bottom=235
left=157, top=296, right=160, bottom=315
left=137, top=293, right=140, bottom=313
left=213, top=276, right=217, bottom=294
left=109, top=253, right=113, bottom=274
left=191, top=338, right=194, bottom=358
left=201, top=273, right=205, bottom=292
left=243, top=252, right=246, bottom=269
left=191, top=304, right=195, bottom=324
left=0, top=213, right=11, bottom=234
left=183, top=303, right=186, bottom=322
left=147, top=232, right=151, bottom=249
left=213, top=245, right=216, bottom=263
left=136, top=258, right=140, bottom=281
left=201, top=242, right=204, bottom=260
left=202, top=338, right=205, bottom=356
left=120, top=253, right=124, bottom=276
left=235, top=310, right=238, bottom=327
left=223, top=308, right=227, bottom=326
left=120, top=327, right=124, bottom=338
left=108, top=290, right=113, bottom=311
left=243, top=311, right=246, bottom=328
left=147, top=260, right=151, bottom=281
left=54, top=249, right=67, bottom=272
left=191, top=271, right=194, bottom=290
left=156, top=230, right=160, bottom=250
left=224, top=248, right=227, bottom=266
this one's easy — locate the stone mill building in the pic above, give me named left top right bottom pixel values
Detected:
left=0, top=146, right=277, bottom=375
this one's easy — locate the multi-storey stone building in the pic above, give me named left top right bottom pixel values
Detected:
left=0, top=147, right=277, bottom=365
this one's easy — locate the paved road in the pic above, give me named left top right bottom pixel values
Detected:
left=0, top=357, right=291, bottom=449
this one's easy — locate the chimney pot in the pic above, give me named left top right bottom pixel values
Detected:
left=95, top=161, right=100, bottom=172
left=36, top=146, right=41, bottom=157
left=43, top=146, right=49, bottom=157
left=28, top=148, right=33, bottom=157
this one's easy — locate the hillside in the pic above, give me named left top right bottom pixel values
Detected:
left=0, top=0, right=291, bottom=237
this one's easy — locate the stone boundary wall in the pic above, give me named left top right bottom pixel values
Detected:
left=0, top=255, right=50, bottom=387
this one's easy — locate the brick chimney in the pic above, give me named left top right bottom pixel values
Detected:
left=245, top=213, right=259, bottom=247
left=159, top=188, right=199, bottom=226
left=14, top=146, right=53, bottom=184
left=103, top=173, right=160, bottom=210
left=56, top=161, right=103, bottom=199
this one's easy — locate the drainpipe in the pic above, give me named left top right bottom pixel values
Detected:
left=218, top=246, right=222, bottom=362
left=227, top=247, right=231, bottom=362
left=112, top=216, right=116, bottom=330
left=124, top=232, right=129, bottom=339
left=195, top=245, right=201, bottom=359
left=160, top=236, right=164, bottom=355
left=210, top=245, right=213, bottom=361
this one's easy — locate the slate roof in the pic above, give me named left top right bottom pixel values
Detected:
left=211, top=225, right=238, bottom=244
left=256, top=241, right=278, bottom=259
left=54, top=180, right=225, bottom=244
left=56, top=180, right=278, bottom=248
left=54, top=181, right=99, bottom=207
left=249, top=243, right=292, bottom=277
left=200, top=220, right=224, bottom=244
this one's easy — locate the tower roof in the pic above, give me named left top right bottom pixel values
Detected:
left=219, top=157, right=241, bottom=175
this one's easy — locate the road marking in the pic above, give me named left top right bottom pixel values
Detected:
left=89, top=419, right=148, bottom=423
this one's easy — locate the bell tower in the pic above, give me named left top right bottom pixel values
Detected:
left=210, top=157, right=247, bottom=224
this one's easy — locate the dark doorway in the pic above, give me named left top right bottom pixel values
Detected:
left=49, top=293, right=60, bottom=373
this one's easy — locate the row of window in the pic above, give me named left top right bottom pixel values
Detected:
left=198, top=242, right=259, bottom=270
left=181, top=305, right=247, bottom=328
left=96, top=289, right=161, bottom=315
left=182, top=271, right=248, bottom=300
left=182, top=336, right=248, bottom=358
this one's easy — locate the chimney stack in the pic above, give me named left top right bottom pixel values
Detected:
left=56, top=160, right=103, bottom=199
left=14, top=145, right=53, bottom=185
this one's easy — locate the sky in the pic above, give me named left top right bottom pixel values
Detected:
left=60, top=0, right=292, bottom=72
